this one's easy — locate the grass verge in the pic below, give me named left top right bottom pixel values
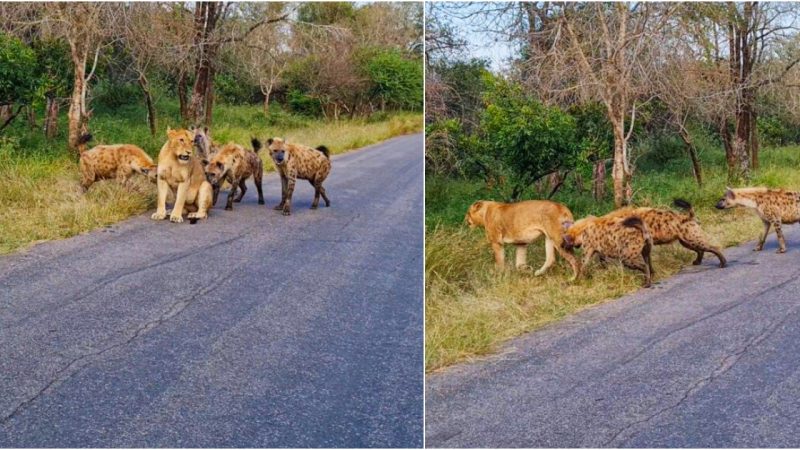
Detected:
left=425, top=144, right=800, bottom=372
left=0, top=104, right=421, bottom=255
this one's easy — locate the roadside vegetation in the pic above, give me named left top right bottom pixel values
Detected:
left=0, top=2, right=422, bottom=255
left=425, top=3, right=800, bottom=372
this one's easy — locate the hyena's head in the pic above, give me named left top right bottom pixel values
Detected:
left=715, top=188, right=737, bottom=210
left=165, top=127, right=194, bottom=164
left=140, top=163, right=158, bottom=183
left=465, top=201, right=489, bottom=228
left=561, top=216, right=596, bottom=250
left=204, top=144, right=238, bottom=186
left=267, top=137, right=290, bottom=166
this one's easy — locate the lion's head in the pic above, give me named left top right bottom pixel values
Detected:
left=165, top=127, right=194, bottom=164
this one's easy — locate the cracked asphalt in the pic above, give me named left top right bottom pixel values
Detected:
left=426, top=225, right=800, bottom=448
left=0, top=134, right=423, bottom=448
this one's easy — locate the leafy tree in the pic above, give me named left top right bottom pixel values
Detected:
left=480, top=79, right=580, bottom=201
left=0, top=33, right=38, bottom=132
left=361, top=48, right=422, bottom=111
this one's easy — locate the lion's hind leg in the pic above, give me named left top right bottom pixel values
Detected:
left=534, top=237, right=557, bottom=276
left=188, top=181, right=213, bottom=223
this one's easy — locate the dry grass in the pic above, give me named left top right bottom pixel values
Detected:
left=0, top=111, right=421, bottom=255
left=425, top=145, right=800, bottom=373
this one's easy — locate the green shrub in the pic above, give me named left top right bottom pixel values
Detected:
left=286, top=89, right=323, bottom=117
left=0, top=33, right=38, bottom=106
left=361, top=48, right=423, bottom=111
left=93, top=80, right=141, bottom=109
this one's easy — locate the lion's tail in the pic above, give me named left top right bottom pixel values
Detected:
left=316, top=145, right=330, bottom=159
left=77, top=133, right=93, bottom=154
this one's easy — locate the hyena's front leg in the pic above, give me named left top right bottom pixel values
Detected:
left=274, top=175, right=287, bottom=210
left=774, top=221, right=787, bottom=253
left=224, top=178, right=239, bottom=211
left=151, top=176, right=170, bottom=220
left=755, top=220, right=771, bottom=251
left=282, top=176, right=296, bottom=216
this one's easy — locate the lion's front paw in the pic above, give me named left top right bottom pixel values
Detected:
left=151, top=211, right=167, bottom=220
left=169, top=213, right=184, bottom=223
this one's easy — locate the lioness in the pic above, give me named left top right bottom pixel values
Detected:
left=77, top=133, right=157, bottom=191
left=151, top=127, right=213, bottom=224
left=465, top=200, right=580, bottom=278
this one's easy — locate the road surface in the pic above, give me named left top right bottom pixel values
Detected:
left=0, top=134, right=423, bottom=448
left=427, top=225, right=800, bottom=447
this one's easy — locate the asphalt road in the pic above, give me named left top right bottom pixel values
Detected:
left=427, top=225, right=800, bottom=448
left=0, top=134, right=423, bottom=448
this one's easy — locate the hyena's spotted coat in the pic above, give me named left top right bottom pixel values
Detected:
left=267, top=137, right=331, bottom=216
left=605, top=199, right=726, bottom=268
left=204, top=139, right=265, bottom=211
left=716, top=187, right=800, bottom=253
left=563, top=215, right=654, bottom=287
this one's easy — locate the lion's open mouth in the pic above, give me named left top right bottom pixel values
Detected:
left=178, top=154, right=190, bottom=161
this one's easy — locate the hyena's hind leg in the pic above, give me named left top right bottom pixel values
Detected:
left=679, top=239, right=727, bottom=268
left=774, top=221, right=787, bottom=253
left=624, top=255, right=652, bottom=288
left=234, top=178, right=247, bottom=202
left=755, top=220, right=771, bottom=251
left=254, top=166, right=265, bottom=205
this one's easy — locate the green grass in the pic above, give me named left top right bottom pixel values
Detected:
left=425, top=144, right=800, bottom=372
left=0, top=101, right=421, bottom=255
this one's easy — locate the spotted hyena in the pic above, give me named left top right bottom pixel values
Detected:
left=563, top=215, right=654, bottom=287
left=604, top=199, right=726, bottom=269
left=267, top=137, right=331, bottom=216
left=78, top=133, right=157, bottom=191
left=204, top=139, right=265, bottom=211
left=716, top=187, right=800, bottom=253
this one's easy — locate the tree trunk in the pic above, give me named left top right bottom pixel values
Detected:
left=26, top=106, right=36, bottom=130
left=45, top=96, right=59, bottom=139
left=678, top=126, right=703, bottom=186
left=187, top=1, right=221, bottom=126
left=611, top=118, right=630, bottom=207
left=0, top=105, right=11, bottom=123
left=592, top=160, right=606, bottom=201
left=750, top=109, right=759, bottom=169
left=138, top=74, right=157, bottom=136
left=178, top=71, right=189, bottom=122
left=67, top=39, right=89, bottom=154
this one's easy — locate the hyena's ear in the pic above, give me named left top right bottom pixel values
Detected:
left=725, top=187, right=735, bottom=199
left=267, top=138, right=274, bottom=145
left=202, top=159, right=209, bottom=166
left=562, top=221, right=573, bottom=232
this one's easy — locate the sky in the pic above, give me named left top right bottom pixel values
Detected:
left=429, top=2, right=516, bottom=72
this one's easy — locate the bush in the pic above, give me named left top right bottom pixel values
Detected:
left=214, top=72, right=259, bottom=105
left=93, top=80, right=141, bottom=109
left=480, top=79, right=580, bottom=200
left=0, top=33, right=38, bottom=106
left=361, top=48, right=423, bottom=111
left=286, top=89, right=323, bottom=117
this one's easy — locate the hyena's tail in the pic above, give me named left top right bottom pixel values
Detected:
left=77, top=133, right=93, bottom=154
left=251, top=137, right=262, bottom=153
left=622, top=216, right=653, bottom=250
left=673, top=198, right=695, bottom=220
left=316, top=145, right=330, bottom=159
